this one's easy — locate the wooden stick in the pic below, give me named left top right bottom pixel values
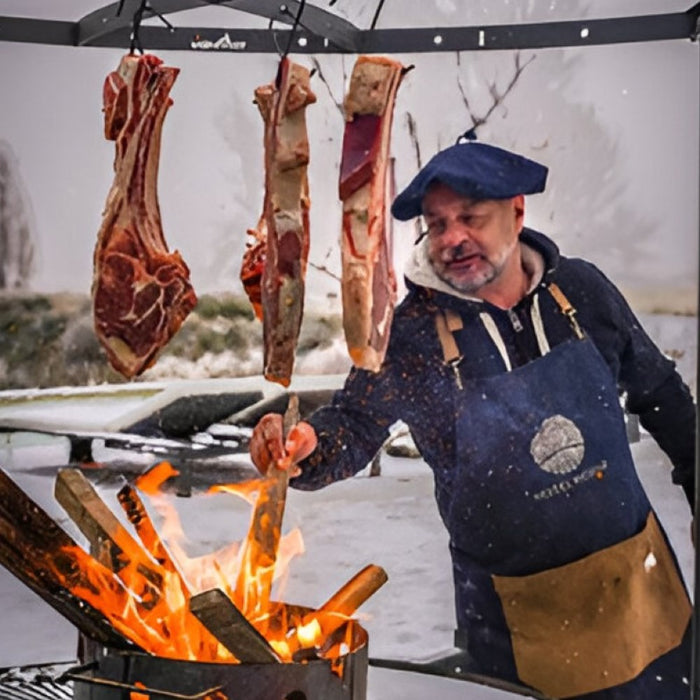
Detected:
left=0, top=469, right=138, bottom=650
left=317, top=563, right=388, bottom=616
left=189, top=588, right=280, bottom=664
left=117, top=482, right=184, bottom=579
left=233, top=394, right=299, bottom=614
left=290, top=564, right=388, bottom=659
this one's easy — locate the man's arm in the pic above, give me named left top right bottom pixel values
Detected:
left=572, top=261, right=696, bottom=510
left=622, top=342, right=696, bottom=510
left=291, top=364, right=403, bottom=490
left=249, top=361, right=403, bottom=490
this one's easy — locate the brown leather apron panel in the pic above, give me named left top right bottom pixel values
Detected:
left=492, top=512, right=691, bottom=698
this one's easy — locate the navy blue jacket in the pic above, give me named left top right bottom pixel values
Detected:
left=293, top=228, right=696, bottom=512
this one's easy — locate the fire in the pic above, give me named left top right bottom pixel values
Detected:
left=296, top=617, right=322, bottom=647
left=47, top=459, right=383, bottom=667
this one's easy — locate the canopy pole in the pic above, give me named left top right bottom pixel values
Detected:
left=692, top=34, right=700, bottom=700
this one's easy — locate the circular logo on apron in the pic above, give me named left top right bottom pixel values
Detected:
left=530, top=414, right=585, bottom=474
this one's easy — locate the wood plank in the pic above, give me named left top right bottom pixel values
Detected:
left=54, top=468, right=165, bottom=602
left=189, top=588, right=280, bottom=664
left=0, top=469, right=138, bottom=650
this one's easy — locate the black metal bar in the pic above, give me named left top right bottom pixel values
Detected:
left=355, top=12, right=699, bottom=54
left=369, top=0, right=386, bottom=31
left=64, top=670, right=224, bottom=699
left=217, top=0, right=359, bottom=50
left=0, top=16, right=77, bottom=46
left=74, top=24, right=342, bottom=53
left=75, top=0, right=359, bottom=51
left=369, top=654, right=550, bottom=698
left=1, top=9, right=698, bottom=52
left=692, top=26, right=700, bottom=700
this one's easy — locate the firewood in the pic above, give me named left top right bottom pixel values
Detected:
left=57, top=469, right=198, bottom=623
left=55, top=468, right=169, bottom=610
left=117, top=482, right=183, bottom=579
left=189, top=588, right=280, bottom=664
left=270, top=564, right=387, bottom=661
left=233, top=394, right=299, bottom=614
left=55, top=469, right=232, bottom=659
left=318, top=563, right=388, bottom=616
left=0, top=469, right=138, bottom=650
left=298, top=564, right=388, bottom=654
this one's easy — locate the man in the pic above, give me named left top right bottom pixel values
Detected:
left=250, top=140, right=696, bottom=698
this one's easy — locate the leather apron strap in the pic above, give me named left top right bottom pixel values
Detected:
left=434, top=282, right=584, bottom=372
left=435, top=308, right=465, bottom=389
left=547, top=282, right=585, bottom=339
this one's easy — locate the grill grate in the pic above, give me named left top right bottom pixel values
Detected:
left=0, top=662, right=75, bottom=700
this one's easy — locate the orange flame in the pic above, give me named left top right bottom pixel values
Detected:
left=51, top=460, right=369, bottom=665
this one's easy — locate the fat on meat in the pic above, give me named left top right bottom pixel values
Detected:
left=244, top=59, right=316, bottom=387
left=339, top=56, right=405, bottom=372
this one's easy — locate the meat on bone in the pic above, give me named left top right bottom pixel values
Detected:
left=248, top=59, right=316, bottom=387
left=339, top=56, right=405, bottom=372
left=93, top=53, right=197, bottom=379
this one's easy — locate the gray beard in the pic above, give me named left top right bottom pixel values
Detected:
left=432, top=261, right=498, bottom=294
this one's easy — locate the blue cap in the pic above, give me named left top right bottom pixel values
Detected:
left=391, top=141, right=548, bottom=221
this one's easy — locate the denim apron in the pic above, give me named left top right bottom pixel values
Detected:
left=434, top=285, right=691, bottom=698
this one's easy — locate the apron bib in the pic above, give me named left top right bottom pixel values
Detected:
left=434, top=287, right=690, bottom=696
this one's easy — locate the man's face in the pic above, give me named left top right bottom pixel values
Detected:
left=422, top=183, right=525, bottom=295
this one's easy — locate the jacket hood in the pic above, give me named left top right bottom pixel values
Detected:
left=403, top=227, right=560, bottom=306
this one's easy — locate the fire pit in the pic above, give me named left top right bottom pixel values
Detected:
left=69, top=618, right=368, bottom=700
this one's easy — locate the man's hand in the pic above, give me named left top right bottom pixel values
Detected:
left=249, top=413, right=317, bottom=477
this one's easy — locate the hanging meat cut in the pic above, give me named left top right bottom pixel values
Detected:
left=339, top=56, right=405, bottom=372
left=93, top=53, right=197, bottom=379
left=240, top=214, right=266, bottom=322
left=244, top=58, right=316, bottom=387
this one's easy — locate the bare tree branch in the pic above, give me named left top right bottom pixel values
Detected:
left=0, top=141, right=36, bottom=290
left=404, top=111, right=423, bottom=170
left=308, top=259, right=341, bottom=282
left=310, top=57, right=344, bottom=118
left=456, top=51, right=536, bottom=134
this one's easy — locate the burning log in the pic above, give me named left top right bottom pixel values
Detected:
left=233, top=395, right=299, bottom=616
left=289, top=564, right=388, bottom=660
left=54, top=468, right=165, bottom=601
left=117, top=481, right=182, bottom=578
left=0, top=469, right=138, bottom=651
left=54, top=468, right=231, bottom=660
left=318, top=564, right=388, bottom=618
left=1, top=422, right=387, bottom=670
left=189, top=588, right=281, bottom=664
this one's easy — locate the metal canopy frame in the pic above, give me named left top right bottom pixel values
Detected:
left=0, top=1, right=698, bottom=52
